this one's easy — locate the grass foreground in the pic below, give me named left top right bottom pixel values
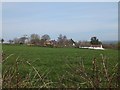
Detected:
left=2, top=44, right=118, bottom=88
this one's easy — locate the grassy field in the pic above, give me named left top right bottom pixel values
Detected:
left=2, top=44, right=118, bottom=88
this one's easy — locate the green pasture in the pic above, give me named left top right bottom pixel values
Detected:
left=2, top=44, right=118, bottom=81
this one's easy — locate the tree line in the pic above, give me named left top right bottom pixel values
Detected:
left=1, top=34, right=119, bottom=49
left=1, top=34, right=78, bottom=48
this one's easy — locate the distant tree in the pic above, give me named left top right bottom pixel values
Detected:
left=63, top=35, right=67, bottom=46
left=9, top=40, right=14, bottom=44
left=57, top=34, right=63, bottom=46
left=77, top=41, right=81, bottom=45
left=1, top=38, right=4, bottom=44
left=63, top=35, right=67, bottom=40
left=40, top=34, right=50, bottom=46
left=14, top=38, right=20, bottom=44
left=41, top=34, right=50, bottom=41
left=58, top=34, right=63, bottom=40
left=57, top=34, right=64, bottom=46
left=90, top=37, right=102, bottom=45
left=57, top=34, right=68, bottom=47
left=30, top=34, right=40, bottom=44
left=39, top=39, right=45, bottom=46
left=80, top=41, right=91, bottom=47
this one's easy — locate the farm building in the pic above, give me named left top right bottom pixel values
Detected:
left=88, top=45, right=104, bottom=50
left=80, top=44, right=104, bottom=50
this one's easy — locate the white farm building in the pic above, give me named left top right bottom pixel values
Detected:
left=80, top=45, right=104, bottom=50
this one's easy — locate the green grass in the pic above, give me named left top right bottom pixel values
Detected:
left=2, top=44, right=118, bottom=82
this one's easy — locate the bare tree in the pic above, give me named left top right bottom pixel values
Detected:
left=14, top=38, right=19, bottom=44
left=57, top=34, right=63, bottom=46
left=41, top=34, right=50, bottom=41
left=57, top=34, right=68, bottom=47
left=9, top=40, right=14, bottom=44
left=30, top=34, right=40, bottom=44
left=40, top=34, right=50, bottom=46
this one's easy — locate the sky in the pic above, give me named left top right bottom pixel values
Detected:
left=1, top=0, right=119, bottom=2
left=2, top=2, right=118, bottom=41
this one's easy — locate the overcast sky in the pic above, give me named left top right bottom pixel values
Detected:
left=2, top=2, right=118, bottom=41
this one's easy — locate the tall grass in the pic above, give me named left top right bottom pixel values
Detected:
left=2, top=53, right=118, bottom=88
left=2, top=54, right=54, bottom=88
left=58, top=54, right=118, bottom=88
